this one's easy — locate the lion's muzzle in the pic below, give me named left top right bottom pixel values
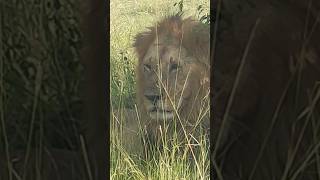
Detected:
left=144, top=94, right=182, bottom=120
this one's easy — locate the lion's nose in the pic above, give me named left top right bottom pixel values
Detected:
left=145, top=95, right=161, bottom=102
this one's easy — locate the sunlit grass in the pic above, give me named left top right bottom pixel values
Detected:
left=110, top=0, right=210, bottom=179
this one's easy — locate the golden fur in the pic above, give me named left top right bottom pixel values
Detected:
left=133, top=15, right=210, bottom=143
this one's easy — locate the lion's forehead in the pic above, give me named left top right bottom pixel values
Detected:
left=143, top=40, right=189, bottom=63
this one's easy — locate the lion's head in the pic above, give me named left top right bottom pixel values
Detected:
left=133, top=15, right=210, bottom=126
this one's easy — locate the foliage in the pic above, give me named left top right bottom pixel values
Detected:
left=0, top=0, right=83, bottom=151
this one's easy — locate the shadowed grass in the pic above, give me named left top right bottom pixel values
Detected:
left=211, top=2, right=320, bottom=179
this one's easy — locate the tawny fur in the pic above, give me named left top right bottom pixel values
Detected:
left=133, top=15, right=210, bottom=148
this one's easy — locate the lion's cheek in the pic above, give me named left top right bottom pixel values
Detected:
left=182, top=72, right=201, bottom=99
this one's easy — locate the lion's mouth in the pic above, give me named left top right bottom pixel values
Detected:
left=148, top=108, right=174, bottom=120
left=146, top=99, right=184, bottom=120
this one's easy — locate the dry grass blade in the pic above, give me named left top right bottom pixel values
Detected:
left=213, top=18, right=261, bottom=159
left=23, top=63, right=42, bottom=180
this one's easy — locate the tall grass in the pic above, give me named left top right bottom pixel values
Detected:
left=1, top=0, right=83, bottom=179
left=110, top=0, right=210, bottom=179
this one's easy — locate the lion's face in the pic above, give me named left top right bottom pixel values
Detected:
left=134, top=15, right=209, bottom=122
left=139, top=38, right=206, bottom=120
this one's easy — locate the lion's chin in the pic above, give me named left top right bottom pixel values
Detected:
left=149, top=111, right=174, bottom=120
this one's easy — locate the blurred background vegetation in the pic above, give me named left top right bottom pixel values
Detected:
left=0, top=0, right=83, bottom=152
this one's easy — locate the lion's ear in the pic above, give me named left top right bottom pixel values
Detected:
left=133, top=28, right=155, bottom=61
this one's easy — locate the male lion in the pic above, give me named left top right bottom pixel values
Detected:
left=213, top=0, right=320, bottom=179
left=133, top=15, right=210, bottom=150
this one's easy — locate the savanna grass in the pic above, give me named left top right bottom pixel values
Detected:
left=110, top=0, right=210, bottom=179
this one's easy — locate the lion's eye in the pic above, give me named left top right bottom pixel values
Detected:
left=144, top=64, right=152, bottom=72
left=170, top=63, right=180, bottom=72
